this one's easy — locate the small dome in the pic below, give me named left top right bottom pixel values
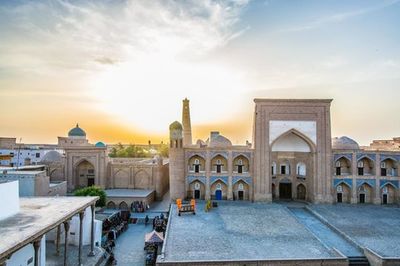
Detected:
left=169, top=121, right=183, bottom=131
left=332, top=136, right=360, bottom=150
left=41, top=151, right=63, bottom=163
left=209, top=131, right=232, bottom=148
left=95, top=141, right=106, bottom=147
left=68, top=124, right=86, bottom=137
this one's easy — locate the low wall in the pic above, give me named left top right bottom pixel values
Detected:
left=48, top=181, right=67, bottom=196
left=157, top=258, right=348, bottom=266
left=364, top=248, right=400, bottom=266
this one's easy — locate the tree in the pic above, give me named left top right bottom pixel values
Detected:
left=159, top=143, right=169, bottom=158
left=74, top=186, right=106, bottom=207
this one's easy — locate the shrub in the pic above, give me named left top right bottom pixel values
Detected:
left=74, top=186, right=106, bottom=207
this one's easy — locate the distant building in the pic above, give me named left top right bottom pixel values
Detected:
left=0, top=138, right=62, bottom=167
left=169, top=98, right=400, bottom=205
left=0, top=165, right=66, bottom=197
left=0, top=180, right=102, bottom=266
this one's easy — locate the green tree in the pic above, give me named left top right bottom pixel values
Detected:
left=158, top=143, right=169, bottom=158
left=74, top=186, right=106, bottom=207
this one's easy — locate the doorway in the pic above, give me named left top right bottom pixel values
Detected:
left=215, top=190, right=222, bottom=200
left=279, top=183, right=292, bottom=199
left=296, top=184, right=306, bottom=200
left=359, top=193, right=365, bottom=203
left=238, top=191, right=244, bottom=200
left=194, top=189, right=200, bottom=199
left=337, top=193, right=343, bottom=203
left=382, top=194, right=388, bottom=204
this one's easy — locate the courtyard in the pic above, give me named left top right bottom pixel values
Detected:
left=159, top=201, right=400, bottom=265
left=160, top=202, right=342, bottom=263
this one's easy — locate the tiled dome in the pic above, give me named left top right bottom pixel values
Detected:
left=332, top=136, right=360, bottom=150
left=209, top=132, right=232, bottom=148
left=41, top=151, right=63, bottom=163
left=68, top=124, right=86, bottom=137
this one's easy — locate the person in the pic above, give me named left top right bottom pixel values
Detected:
left=160, top=213, right=164, bottom=220
left=145, top=215, right=149, bottom=226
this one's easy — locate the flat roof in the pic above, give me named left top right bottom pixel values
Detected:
left=105, top=189, right=154, bottom=198
left=0, top=196, right=98, bottom=260
left=0, top=170, right=45, bottom=175
left=254, top=98, right=333, bottom=103
left=161, top=202, right=337, bottom=263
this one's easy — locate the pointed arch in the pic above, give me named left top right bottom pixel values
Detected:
left=134, top=169, right=150, bottom=189
left=270, top=128, right=316, bottom=153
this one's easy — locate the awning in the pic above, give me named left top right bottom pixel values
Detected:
left=145, top=230, right=164, bottom=244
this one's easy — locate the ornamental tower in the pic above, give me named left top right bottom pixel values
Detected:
left=182, top=98, right=192, bottom=146
left=169, top=121, right=185, bottom=200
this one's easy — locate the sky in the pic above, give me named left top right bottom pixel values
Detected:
left=0, top=0, right=399, bottom=145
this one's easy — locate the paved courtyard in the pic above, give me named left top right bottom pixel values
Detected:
left=161, top=202, right=337, bottom=262
left=310, top=204, right=400, bottom=258
left=112, top=224, right=153, bottom=266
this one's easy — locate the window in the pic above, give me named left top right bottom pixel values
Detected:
left=335, top=161, right=341, bottom=167
left=88, top=169, right=94, bottom=174
left=271, top=162, right=276, bottom=176
left=336, top=167, right=341, bottom=176
left=216, top=159, right=222, bottom=173
left=36, top=153, right=40, bottom=158
left=296, top=163, right=306, bottom=176
left=358, top=167, right=364, bottom=176
left=382, top=186, right=388, bottom=194
left=238, top=159, right=243, bottom=165
left=336, top=185, right=343, bottom=193
left=216, top=183, right=222, bottom=190
left=357, top=161, right=364, bottom=168
left=280, top=165, right=287, bottom=175
left=194, top=182, right=200, bottom=190
left=194, top=159, right=200, bottom=173
left=238, top=183, right=244, bottom=190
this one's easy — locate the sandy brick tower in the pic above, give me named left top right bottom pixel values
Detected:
left=169, top=121, right=185, bottom=200
left=182, top=98, right=192, bottom=146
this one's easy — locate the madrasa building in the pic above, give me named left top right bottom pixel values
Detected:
left=169, top=98, right=400, bottom=204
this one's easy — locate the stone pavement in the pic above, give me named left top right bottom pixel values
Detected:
left=46, top=243, right=105, bottom=266
left=310, top=204, right=400, bottom=258
left=162, top=201, right=336, bottom=262
left=112, top=224, right=153, bottom=266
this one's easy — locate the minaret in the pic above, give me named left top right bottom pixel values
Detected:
left=168, top=121, right=185, bottom=200
left=182, top=98, right=192, bottom=146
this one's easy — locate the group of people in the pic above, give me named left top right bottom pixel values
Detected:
left=131, top=201, right=148, bottom=213
left=144, top=213, right=167, bottom=234
left=102, top=211, right=131, bottom=265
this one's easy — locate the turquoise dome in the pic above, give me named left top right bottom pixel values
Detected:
left=68, top=124, right=86, bottom=137
left=95, top=141, right=106, bottom=147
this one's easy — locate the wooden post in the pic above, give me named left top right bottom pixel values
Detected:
left=78, top=211, right=85, bottom=265
left=56, top=224, right=61, bottom=256
left=0, top=257, right=8, bottom=266
left=63, top=220, right=70, bottom=266
left=88, top=204, right=96, bottom=257
left=33, top=237, right=41, bottom=266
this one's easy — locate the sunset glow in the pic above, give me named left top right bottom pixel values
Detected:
left=0, top=0, right=399, bottom=145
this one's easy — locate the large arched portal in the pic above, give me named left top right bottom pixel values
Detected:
left=75, top=160, right=95, bottom=188
left=271, top=129, right=315, bottom=202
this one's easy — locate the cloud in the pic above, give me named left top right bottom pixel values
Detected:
left=94, top=57, right=118, bottom=65
left=0, top=0, right=249, bottom=73
left=278, top=0, right=400, bottom=32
